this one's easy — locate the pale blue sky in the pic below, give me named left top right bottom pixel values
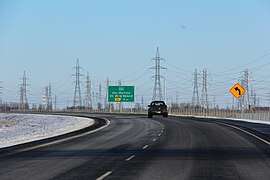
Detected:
left=0, top=0, right=270, bottom=108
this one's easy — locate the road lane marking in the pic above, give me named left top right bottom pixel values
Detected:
left=142, top=145, right=149, bottom=149
left=158, top=133, right=161, bottom=136
left=152, top=138, right=157, bottom=142
left=0, top=118, right=111, bottom=158
left=96, top=171, right=112, bottom=180
left=217, top=122, right=270, bottom=146
left=126, top=155, right=135, bottom=161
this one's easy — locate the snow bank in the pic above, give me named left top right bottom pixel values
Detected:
left=171, top=114, right=270, bottom=125
left=0, top=113, right=94, bottom=148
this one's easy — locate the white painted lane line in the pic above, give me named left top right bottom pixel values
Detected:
left=217, top=122, right=270, bottom=146
left=23, top=118, right=111, bottom=151
left=152, top=138, right=157, bottom=142
left=158, top=133, right=161, bottom=136
left=142, top=145, right=149, bottom=149
left=126, top=155, right=135, bottom=161
left=96, top=171, right=112, bottom=180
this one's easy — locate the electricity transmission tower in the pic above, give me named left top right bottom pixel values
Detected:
left=192, top=69, right=200, bottom=107
left=98, top=83, right=102, bottom=110
left=118, top=80, right=122, bottom=111
left=239, top=69, right=250, bottom=111
left=105, top=77, right=110, bottom=110
left=72, top=59, right=83, bottom=108
left=19, top=71, right=28, bottom=110
left=201, top=69, right=209, bottom=110
left=250, top=87, right=256, bottom=108
left=85, top=72, right=92, bottom=109
left=150, top=47, right=166, bottom=101
left=54, top=95, right=57, bottom=111
left=0, top=81, right=3, bottom=104
left=48, top=83, right=52, bottom=110
left=43, top=83, right=52, bottom=111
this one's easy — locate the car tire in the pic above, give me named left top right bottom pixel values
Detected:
left=148, top=114, right=153, bottom=118
left=163, top=113, right=168, bottom=117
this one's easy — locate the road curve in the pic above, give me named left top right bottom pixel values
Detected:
left=0, top=114, right=269, bottom=180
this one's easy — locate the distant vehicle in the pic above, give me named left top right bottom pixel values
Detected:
left=148, top=101, right=168, bottom=118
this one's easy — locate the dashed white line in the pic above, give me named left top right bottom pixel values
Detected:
left=126, top=155, right=135, bottom=161
left=158, top=133, right=161, bottom=136
left=152, top=138, right=157, bottom=142
left=96, top=171, right=112, bottom=180
left=142, top=145, right=149, bottom=149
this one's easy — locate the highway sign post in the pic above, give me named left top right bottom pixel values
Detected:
left=229, top=83, right=246, bottom=99
left=108, top=86, right=134, bottom=102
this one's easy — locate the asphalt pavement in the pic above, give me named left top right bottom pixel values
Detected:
left=0, top=114, right=269, bottom=180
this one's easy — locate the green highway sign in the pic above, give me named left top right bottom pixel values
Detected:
left=108, top=86, right=134, bottom=102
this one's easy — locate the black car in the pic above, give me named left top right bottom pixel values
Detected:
left=148, top=101, right=168, bottom=118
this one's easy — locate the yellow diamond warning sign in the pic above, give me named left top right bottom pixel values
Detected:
left=229, top=83, right=246, bottom=99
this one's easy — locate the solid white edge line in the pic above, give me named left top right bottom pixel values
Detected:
left=126, top=155, right=135, bottom=161
left=96, top=171, right=112, bottom=180
left=0, top=118, right=111, bottom=157
left=217, top=122, right=270, bottom=146
left=142, top=145, right=149, bottom=149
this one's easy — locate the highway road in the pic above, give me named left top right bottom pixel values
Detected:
left=0, top=114, right=270, bottom=180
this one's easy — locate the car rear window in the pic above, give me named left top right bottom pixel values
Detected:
left=151, top=102, right=165, bottom=106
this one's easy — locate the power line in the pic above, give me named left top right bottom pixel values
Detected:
left=214, top=53, right=270, bottom=75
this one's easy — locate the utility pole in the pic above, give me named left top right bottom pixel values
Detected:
left=19, top=71, right=28, bottom=110
left=72, top=59, right=83, bottom=108
left=150, top=47, right=166, bottom=101
left=192, top=69, right=199, bottom=107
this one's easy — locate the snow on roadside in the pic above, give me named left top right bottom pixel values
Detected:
left=0, top=113, right=94, bottom=148
left=171, top=114, right=270, bottom=125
